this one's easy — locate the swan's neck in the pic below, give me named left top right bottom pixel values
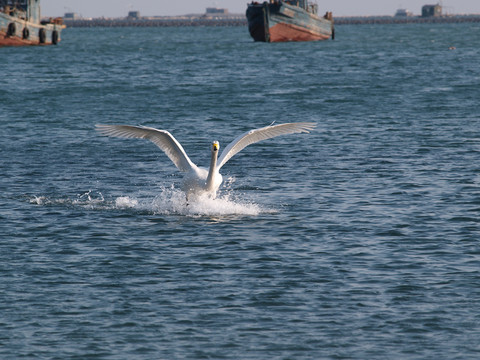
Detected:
left=206, top=149, right=218, bottom=191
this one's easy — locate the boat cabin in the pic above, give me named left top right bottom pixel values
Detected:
left=0, top=0, right=40, bottom=24
left=284, top=0, right=318, bottom=14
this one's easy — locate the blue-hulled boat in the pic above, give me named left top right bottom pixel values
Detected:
left=0, top=0, right=64, bottom=46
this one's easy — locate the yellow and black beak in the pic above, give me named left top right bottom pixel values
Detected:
left=212, top=142, right=219, bottom=152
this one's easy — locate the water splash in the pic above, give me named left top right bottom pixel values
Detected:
left=29, top=190, right=109, bottom=210
left=115, top=196, right=139, bottom=209
left=148, top=187, right=266, bottom=217
left=29, top=187, right=273, bottom=217
left=74, top=190, right=105, bottom=206
left=30, top=195, right=50, bottom=206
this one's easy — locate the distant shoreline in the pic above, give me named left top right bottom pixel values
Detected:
left=63, top=14, right=480, bottom=28
left=334, top=14, right=480, bottom=25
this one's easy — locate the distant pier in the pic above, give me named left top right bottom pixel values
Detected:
left=63, top=15, right=480, bottom=28
left=334, top=14, right=480, bottom=25
left=64, top=17, right=246, bottom=28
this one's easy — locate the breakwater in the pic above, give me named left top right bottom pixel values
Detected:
left=334, top=15, right=480, bottom=25
left=64, top=15, right=480, bottom=28
left=64, top=17, right=246, bottom=28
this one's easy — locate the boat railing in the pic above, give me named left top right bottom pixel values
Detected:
left=40, top=17, right=64, bottom=25
left=1, top=5, right=29, bottom=21
left=324, top=11, right=333, bottom=21
left=308, top=3, right=318, bottom=15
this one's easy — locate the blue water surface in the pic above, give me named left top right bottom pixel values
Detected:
left=1, top=23, right=480, bottom=359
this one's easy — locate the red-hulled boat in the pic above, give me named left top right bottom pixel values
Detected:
left=246, top=0, right=334, bottom=42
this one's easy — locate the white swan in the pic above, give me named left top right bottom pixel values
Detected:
left=96, top=122, right=316, bottom=200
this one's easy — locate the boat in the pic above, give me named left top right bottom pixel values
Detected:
left=246, top=0, right=334, bottom=42
left=0, top=0, right=65, bottom=46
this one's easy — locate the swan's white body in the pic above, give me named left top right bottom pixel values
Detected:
left=96, top=122, right=316, bottom=199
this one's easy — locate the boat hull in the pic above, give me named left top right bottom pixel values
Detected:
left=246, top=1, right=333, bottom=42
left=0, top=13, right=64, bottom=47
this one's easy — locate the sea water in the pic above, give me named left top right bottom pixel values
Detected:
left=1, top=23, right=480, bottom=359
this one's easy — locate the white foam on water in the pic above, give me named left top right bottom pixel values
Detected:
left=30, top=195, right=49, bottom=205
left=115, top=196, right=139, bottom=209
left=29, top=190, right=109, bottom=210
left=148, top=187, right=268, bottom=217
left=73, top=190, right=105, bottom=207
left=29, top=187, right=275, bottom=218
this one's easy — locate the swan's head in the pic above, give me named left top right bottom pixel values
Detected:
left=212, top=141, right=220, bottom=153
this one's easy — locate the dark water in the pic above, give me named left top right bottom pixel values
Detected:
left=1, top=23, right=480, bottom=359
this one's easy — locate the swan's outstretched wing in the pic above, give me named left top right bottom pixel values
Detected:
left=96, top=124, right=197, bottom=172
left=217, top=122, right=316, bottom=170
